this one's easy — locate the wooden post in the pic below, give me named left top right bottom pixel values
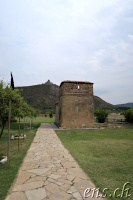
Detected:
left=18, top=115, right=20, bottom=151
left=30, top=117, right=31, bottom=129
left=7, top=99, right=11, bottom=167
left=23, top=116, right=25, bottom=141
left=25, top=117, right=27, bottom=135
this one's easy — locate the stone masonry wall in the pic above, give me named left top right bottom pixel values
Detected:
left=55, top=102, right=59, bottom=126
left=55, top=81, right=94, bottom=128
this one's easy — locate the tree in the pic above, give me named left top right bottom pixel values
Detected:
left=0, top=81, right=9, bottom=137
left=95, top=108, right=108, bottom=123
left=124, top=108, right=133, bottom=123
left=0, top=81, right=37, bottom=137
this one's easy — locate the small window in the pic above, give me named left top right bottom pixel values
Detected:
left=78, top=85, right=80, bottom=90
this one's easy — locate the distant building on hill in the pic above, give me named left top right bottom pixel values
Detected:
left=55, top=80, right=94, bottom=128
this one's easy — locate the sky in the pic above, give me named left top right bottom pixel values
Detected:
left=0, top=0, right=133, bottom=105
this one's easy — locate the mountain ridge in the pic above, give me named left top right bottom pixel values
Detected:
left=17, top=80, right=116, bottom=111
left=116, top=103, right=133, bottom=108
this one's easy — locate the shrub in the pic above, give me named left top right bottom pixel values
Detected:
left=95, top=108, right=108, bottom=123
left=124, top=108, right=133, bottom=123
left=49, top=112, right=53, bottom=118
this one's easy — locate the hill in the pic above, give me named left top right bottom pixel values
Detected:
left=17, top=80, right=59, bottom=111
left=116, top=103, right=133, bottom=108
left=94, top=96, right=116, bottom=109
left=17, top=80, right=115, bottom=112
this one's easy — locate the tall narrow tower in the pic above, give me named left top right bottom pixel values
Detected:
left=55, top=80, right=94, bottom=128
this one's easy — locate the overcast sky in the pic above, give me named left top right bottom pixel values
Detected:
left=0, top=0, right=133, bottom=105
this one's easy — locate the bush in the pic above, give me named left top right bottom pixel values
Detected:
left=124, top=108, right=133, bottom=123
left=49, top=112, right=53, bottom=118
left=95, top=108, right=108, bottom=123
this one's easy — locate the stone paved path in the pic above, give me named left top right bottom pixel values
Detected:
left=6, top=123, right=105, bottom=200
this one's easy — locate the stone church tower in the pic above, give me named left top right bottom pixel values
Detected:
left=55, top=81, right=94, bottom=128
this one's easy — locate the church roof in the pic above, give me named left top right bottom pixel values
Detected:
left=60, top=80, right=94, bottom=86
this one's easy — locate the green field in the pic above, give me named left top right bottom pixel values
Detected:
left=0, top=118, right=132, bottom=200
left=56, top=126, right=133, bottom=200
left=16, top=116, right=55, bottom=124
left=0, top=117, right=54, bottom=200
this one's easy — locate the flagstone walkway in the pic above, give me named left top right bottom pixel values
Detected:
left=6, top=123, right=104, bottom=200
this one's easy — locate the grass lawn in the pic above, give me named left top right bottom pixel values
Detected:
left=56, top=126, right=133, bottom=200
left=0, top=117, right=54, bottom=200
left=33, top=117, right=55, bottom=123
left=16, top=116, right=55, bottom=124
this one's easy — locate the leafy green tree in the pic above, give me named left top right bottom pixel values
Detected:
left=124, top=108, right=133, bottom=123
left=0, top=81, right=9, bottom=136
left=95, top=108, right=108, bottom=123
left=28, top=106, right=37, bottom=118
left=0, top=81, right=37, bottom=137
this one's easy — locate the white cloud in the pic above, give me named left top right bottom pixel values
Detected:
left=0, top=0, right=133, bottom=104
left=128, top=35, right=133, bottom=40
